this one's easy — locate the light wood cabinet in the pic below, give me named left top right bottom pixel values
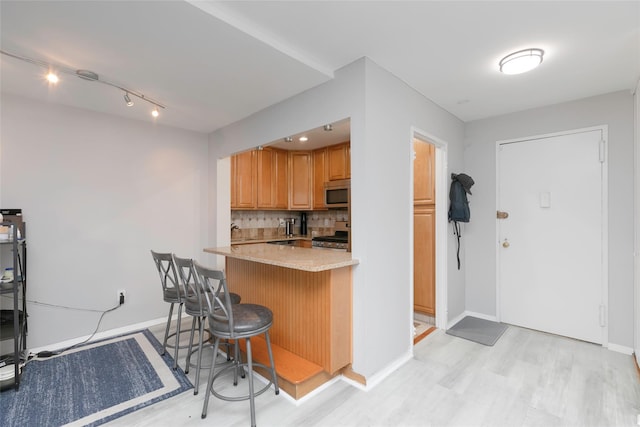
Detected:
left=312, top=147, right=328, bottom=209
left=288, top=151, right=313, bottom=210
left=327, top=142, right=350, bottom=181
left=414, top=140, right=435, bottom=205
left=413, top=139, right=436, bottom=315
left=231, top=150, right=257, bottom=209
left=414, top=205, right=435, bottom=315
left=257, top=147, right=288, bottom=209
left=232, top=142, right=348, bottom=211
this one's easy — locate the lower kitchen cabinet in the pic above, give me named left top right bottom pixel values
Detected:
left=414, top=205, right=435, bottom=315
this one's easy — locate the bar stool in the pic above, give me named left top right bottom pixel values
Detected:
left=173, top=254, right=241, bottom=395
left=150, top=250, right=189, bottom=369
left=194, top=261, right=279, bottom=427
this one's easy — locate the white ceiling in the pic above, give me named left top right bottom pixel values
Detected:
left=1, top=1, right=638, bottom=141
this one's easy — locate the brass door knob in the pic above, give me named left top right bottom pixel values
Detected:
left=502, top=239, right=510, bottom=248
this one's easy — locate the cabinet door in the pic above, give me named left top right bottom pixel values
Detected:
left=414, top=205, right=435, bottom=315
left=274, top=149, right=289, bottom=209
left=232, top=150, right=257, bottom=209
left=288, top=151, right=312, bottom=210
left=257, top=148, right=275, bottom=208
left=254, top=148, right=288, bottom=209
left=413, top=140, right=435, bottom=205
left=328, top=142, right=350, bottom=181
left=312, top=147, right=328, bottom=209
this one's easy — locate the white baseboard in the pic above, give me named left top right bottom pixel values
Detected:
left=606, top=342, right=634, bottom=355
left=343, top=350, right=413, bottom=392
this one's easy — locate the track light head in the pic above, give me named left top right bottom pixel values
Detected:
left=124, top=93, right=133, bottom=107
left=151, top=108, right=159, bottom=118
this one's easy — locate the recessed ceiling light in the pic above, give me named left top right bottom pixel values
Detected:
left=499, top=48, right=544, bottom=75
left=323, top=124, right=333, bottom=131
left=284, top=137, right=293, bottom=143
left=299, top=136, right=308, bottom=142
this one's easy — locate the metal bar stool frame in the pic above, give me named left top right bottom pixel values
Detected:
left=173, top=254, right=242, bottom=394
left=195, top=261, right=279, bottom=427
left=150, top=250, right=189, bottom=370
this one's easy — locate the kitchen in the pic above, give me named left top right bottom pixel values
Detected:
left=228, top=118, right=352, bottom=251
left=206, top=118, right=357, bottom=399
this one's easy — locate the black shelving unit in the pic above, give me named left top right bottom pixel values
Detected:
left=0, top=221, right=27, bottom=390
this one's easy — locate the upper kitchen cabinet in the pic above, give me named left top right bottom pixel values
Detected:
left=231, top=150, right=257, bottom=209
left=312, top=147, right=328, bottom=209
left=288, top=151, right=313, bottom=210
left=413, top=140, right=435, bottom=205
left=257, top=147, right=288, bottom=209
left=327, top=142, right=350, bottom=181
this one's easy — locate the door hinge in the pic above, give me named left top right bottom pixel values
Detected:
left=599, top=304, right=607, bottom=327
left=599, top=140, right=606, bottom=163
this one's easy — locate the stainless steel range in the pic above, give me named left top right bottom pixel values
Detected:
left=312, top=221, right=349, bottom=250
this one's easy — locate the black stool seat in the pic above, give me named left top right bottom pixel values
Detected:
left=212, top=304, right=272, bottom=336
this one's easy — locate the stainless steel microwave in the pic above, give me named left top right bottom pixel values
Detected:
left=324, top=179, right=350, bottom=209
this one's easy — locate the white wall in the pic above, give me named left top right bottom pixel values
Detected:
left=635, top=79, right=639, bottom=364
left=464, top=91, right=635, bottom=348
left=208, top=58, right=465, bottom=379
left=0, top=94, right=209, bottom=348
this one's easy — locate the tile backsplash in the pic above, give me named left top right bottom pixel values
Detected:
left=231, top=210, right=348, bottom=240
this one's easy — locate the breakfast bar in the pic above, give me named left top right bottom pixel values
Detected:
left=203, top=244, right=359, bottom=399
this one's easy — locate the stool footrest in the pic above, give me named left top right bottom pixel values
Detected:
left=210, top=362, right=274, bottom=402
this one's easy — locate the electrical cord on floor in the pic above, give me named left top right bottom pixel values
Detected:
left=30, top=302, right=122, bottom=361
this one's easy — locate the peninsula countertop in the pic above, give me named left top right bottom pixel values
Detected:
left=204, top=243, right=359, bottom=272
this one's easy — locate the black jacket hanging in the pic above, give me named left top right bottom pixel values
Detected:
left=449, top=173, right=474, bottom=269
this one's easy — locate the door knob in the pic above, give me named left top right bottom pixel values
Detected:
left=502, top=239, right=510, bottom=248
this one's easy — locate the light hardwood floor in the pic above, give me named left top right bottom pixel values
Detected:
left=107, top=320, right=640, bottom=426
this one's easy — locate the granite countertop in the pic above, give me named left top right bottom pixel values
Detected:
left=204, top=243, right=358, bottom=272
left=230, top=235, right=311, bottom=245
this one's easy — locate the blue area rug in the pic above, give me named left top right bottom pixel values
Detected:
left=0, top=329, right=193, bottom=426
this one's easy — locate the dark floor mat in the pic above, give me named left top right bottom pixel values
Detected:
left=446, top=316, right=508, bottom=346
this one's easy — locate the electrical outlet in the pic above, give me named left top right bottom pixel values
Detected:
left=118, top=290, right=126, bottom=305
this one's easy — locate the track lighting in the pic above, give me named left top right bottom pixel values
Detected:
left=1, top=49, right=165, bottom=117
left=124, top=93, right=133, bottom=107
left=46, top=72, right=59, bottom=84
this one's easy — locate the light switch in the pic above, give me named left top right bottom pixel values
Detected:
left=540, top=192, right=551, bottom=208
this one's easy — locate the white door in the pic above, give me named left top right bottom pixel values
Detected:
left=497, top=128, right=606, bottom=344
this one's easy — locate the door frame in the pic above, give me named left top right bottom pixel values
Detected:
left=495, top=125, right=609, bottom=346
left=411, top=127, right=449, bottom=332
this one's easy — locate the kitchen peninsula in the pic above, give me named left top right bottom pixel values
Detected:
left=203, top=244, right=358, bottom=399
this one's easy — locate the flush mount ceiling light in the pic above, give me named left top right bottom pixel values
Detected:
left=499, top=48, right=544, bottom=75
left=1, top=49, right=165, bottom=117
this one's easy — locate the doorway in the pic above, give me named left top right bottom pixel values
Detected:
left=497, top=127, right=608, bottom=344
left=412, top=131, right=448, bottom=343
